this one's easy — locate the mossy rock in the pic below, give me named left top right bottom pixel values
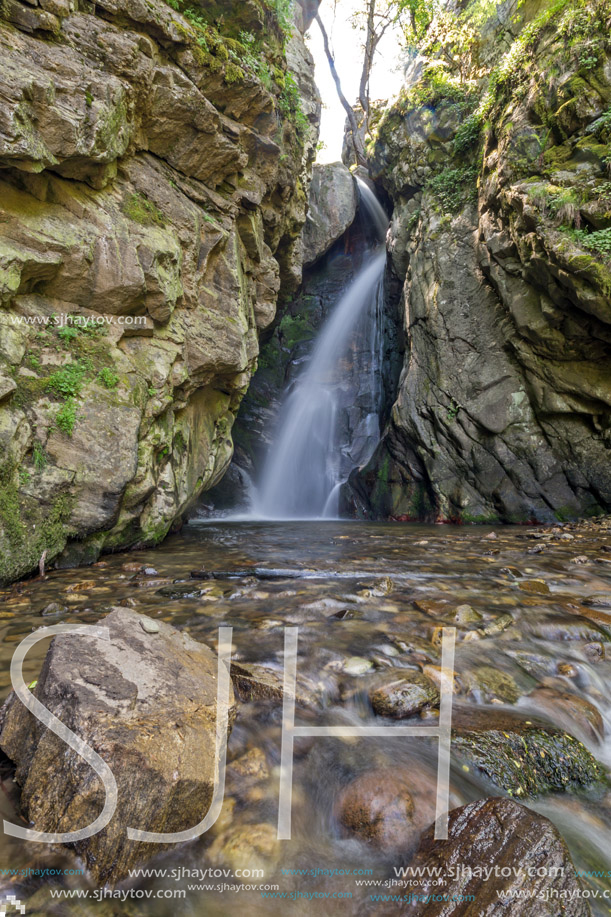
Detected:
left=452, top=708, right=607, bottom=797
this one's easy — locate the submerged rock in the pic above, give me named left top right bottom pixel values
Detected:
left=0, top=607, right=237, bottom=884
left=335, top=768, right=419, bottom=853
left=370, top=670, right=439, bottom=717
left=401, top=797, right=590, bottom=915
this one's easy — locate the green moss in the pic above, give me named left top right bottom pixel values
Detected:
left=461, top=511, right=501, bottom=524
left=453, top=725, right=606, bottom=797
left=224, top=62, right=245, bottom=84
left=0, top=467, right=74, bottom=585
left=123, top=192, right=166, bottom=227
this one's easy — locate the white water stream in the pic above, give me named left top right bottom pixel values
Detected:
left=252, top=180, right=389, bottom=519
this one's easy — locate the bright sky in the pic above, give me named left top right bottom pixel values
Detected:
left=305, top=0, right=405, bottom=162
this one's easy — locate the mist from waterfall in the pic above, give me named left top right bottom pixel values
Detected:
left=252, top=179, right=389, bottom=520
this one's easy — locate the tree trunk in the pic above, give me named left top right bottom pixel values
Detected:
left=315, top=13, right=368, bottom=167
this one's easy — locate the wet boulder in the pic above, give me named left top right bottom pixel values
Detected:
left=335, top=766, right=438, bottom=854
left=401, top=797, right=590, bottom=915
left=452, top=707, right=605, bottom=797
left=335, top=767, right=419, bottom=853
left=0, top=607, right=237, bottom=885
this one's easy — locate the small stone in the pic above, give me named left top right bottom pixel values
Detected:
left=335, top=768, right=418, bottom=852
left=451, top=604, right=482, bottom=625
left=527, top=544, right=545, bottom=554
left=140, top=618, right=160, bottom=634
left=584, top=642, right=605, bottom=662
left=65, top=580, right=97, bottom=593
left=143, top=567, right=159, bottom=576
left=557, top=663, right=578, bottom=678
left=122, top=563, right=143, bottom=572
left=40, top=602, right=68, bottom=617
left=483, top=532, right=498, bottom=540
left=500, top=566, right=522, bottom=579
left=344, top=657, right=373, bottom=676
left=571, top=555, right=589, bottom=564
left=582, top=594, right=611, bottom=609
left=519, top=580, right=550, bottom=595
left=370, top=671, right=439, bottom=718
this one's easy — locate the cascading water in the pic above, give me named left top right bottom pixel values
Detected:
left=252, top=180, right=389, bottom=519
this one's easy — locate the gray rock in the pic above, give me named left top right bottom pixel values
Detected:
left=302, top=162, right=357, bottom=266
left=0, top=607, right=237, bottom=884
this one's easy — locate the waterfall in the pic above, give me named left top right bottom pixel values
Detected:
left=252, top=179, right=389, bottom=520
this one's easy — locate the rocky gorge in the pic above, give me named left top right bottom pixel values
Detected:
left=0, top=0, right=320, bottom=584
left=0, top=0, right=610, bottom=913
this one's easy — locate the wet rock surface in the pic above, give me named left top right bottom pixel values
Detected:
left=0, top=517, right=609, bottom=908
left=0, top=0, right=321, bottom=584
left=0, top=607, right=236, bottom=884
left=349, top=0, right=611, bottom=524
left=401, top=797, right=591, bottom=915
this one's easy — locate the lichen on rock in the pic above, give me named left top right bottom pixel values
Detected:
left=0, top=0, right=321, bottom=583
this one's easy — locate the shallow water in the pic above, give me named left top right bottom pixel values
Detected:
left=1, top=520, right=610, bottom=914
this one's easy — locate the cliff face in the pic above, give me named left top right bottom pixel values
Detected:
left=0, top=0, right=320, bottom=582
left=349, top=0, right=611, bottom=523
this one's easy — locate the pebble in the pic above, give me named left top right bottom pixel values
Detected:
left=557, top=663, right=578, bottom=678
left=584, top=642, right=605, bottom=662
left=527, top=544, right=545, bottom=554
left=571, top=555, right=590, bottom=564
left=40, top=602, right=68, bottom=617
left=519, top=580, right=550, bottom=595
left=140, top=618, right=160, bottom=634
left=582, top=594, right=611, bottom=609
left=343, top=656, right=373, bottom=676
left=143, top=567, right=159, bottom=576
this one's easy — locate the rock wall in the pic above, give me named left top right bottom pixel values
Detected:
left=0, top=0, right=320, bottom=582
left=348, top=0, right=611, bottom=523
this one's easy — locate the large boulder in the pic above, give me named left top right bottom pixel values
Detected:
left=401, top=797, right=590, bottom=915
left=0, top=607, right=237, bottom=884
left=302, top=162, right=358, bottom=266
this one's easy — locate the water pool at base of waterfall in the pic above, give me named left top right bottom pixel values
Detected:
left=1, top=520, right=610, bottom=914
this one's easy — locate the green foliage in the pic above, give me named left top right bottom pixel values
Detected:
left=568, top=227, right=611, bottom=259
left=425, top=165, right=478, bottom=213
left=452, top=112, right=482, bottom=154
left=586, top=107, right=611, bottom=141
left=98, top=367, right=119, bottom=389
left=57, top=325, right=79, bottom=343
left=33, top=442, right=47, bottom=471
left=267, top=0, right=294, bottom=35
left=54, top=398, right=79, bottom=436
left=123, top=192, right=166, bottom=227
left=278, top=72, right=308, bottom=138
left=45, top=359, right=91, bottom=398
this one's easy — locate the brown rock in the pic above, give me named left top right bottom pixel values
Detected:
left=401, top=797, right=590, bottom=915
left=0, top=607, right=237, bottom=884
left=335, top=768, right=419, bottom=853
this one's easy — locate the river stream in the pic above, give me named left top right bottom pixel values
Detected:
left=0, top=520, right=610, bottom=914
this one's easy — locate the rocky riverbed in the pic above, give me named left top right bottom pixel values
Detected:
left=0, top=516, right=610, bottom=913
